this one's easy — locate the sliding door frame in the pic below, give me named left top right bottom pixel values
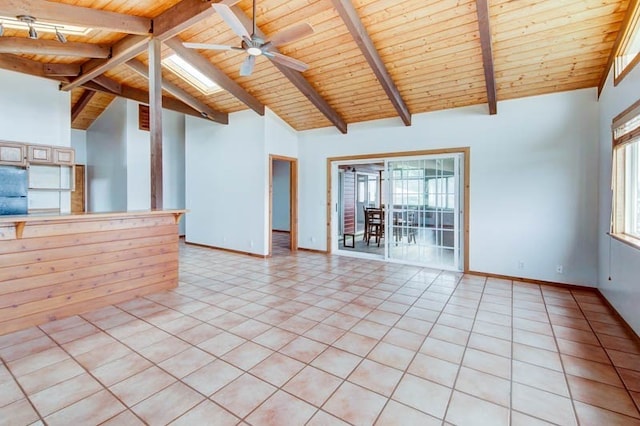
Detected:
left=327, top=148, right=470, bottom=272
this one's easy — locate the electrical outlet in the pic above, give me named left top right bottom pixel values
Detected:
left=250, top=240, right=254, bottom=248
left=518, top=261, right=525, bottom=270
left=311, top=237, right=316, bottom=243
left=556, top=265, right=564, bottom=274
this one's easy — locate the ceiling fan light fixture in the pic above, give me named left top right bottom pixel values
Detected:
left=189, top=0, right=313, bottom=76
left=247, top=46, right=262, bottom=56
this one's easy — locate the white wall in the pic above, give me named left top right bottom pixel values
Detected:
left=265, top=108, right=298, bottom=158
left=86, top=99, right=186, bottom=224
left=87, top=98, right=128, bottom=212
left=185, top=110, right=268, bottom=254
left=71, top=130, right=87, bottom=165
left=125, top=101, right=151, bottom=211
left=0, top=70, right=72, bottom=212
left=597, top=63, right=640, bottom=334
left=162, top=110, right=186, bottom=235
left=298, top=89, right=600, bottom=286
left=0, top=70, right=70, bottom=147
left=272, top=160, right=290, bottom=231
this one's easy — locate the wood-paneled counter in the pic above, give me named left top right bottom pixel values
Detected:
left=0, top=210, right=185, bottom=336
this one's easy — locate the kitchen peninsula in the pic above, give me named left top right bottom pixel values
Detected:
left=0, top=210, right=185, bottom=335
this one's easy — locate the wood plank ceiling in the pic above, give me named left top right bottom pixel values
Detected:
left=0, top=0, right=631, bottom=133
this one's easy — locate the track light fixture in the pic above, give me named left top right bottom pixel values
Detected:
left=17, top=15, right=38, bottom=39
left=28, top=24, right=37, bottom=39
left=55, top=27, right=66, bottom=43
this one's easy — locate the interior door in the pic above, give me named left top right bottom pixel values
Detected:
left=386, top=154, right=463, bottom=270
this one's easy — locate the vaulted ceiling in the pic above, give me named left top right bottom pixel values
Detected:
left=0, top=0, right=632, bottom=134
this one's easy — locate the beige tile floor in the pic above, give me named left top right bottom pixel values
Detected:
left=1, top=233, right=640, bottom=425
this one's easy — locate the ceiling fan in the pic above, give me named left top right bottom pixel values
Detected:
left=183, top=0, right=314, bottom=77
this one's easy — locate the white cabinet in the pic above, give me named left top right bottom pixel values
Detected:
left=0, top=142, right=26, bottom=166
left=28, top=145, right=53, bottom=163
left=28, top=144, right=75, bottom=165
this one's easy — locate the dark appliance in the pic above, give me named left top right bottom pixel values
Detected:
left=0, top=166, right=28, bottom=215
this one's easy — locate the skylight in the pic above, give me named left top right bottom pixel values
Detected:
left=163, top=54, right=223, bottom=95
left=0, top=15, right=91, bottom=35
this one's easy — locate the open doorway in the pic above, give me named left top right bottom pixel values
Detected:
left=269, top=155, right=298, bottom=256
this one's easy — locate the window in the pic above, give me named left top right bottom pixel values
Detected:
left=614, top=2, right=640, bottom=83
left=163, top=54, right=223, bottom=95
left=612, top=98, right=640, bottom=245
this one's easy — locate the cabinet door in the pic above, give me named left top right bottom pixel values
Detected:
left=28, top=145, right=53, bottom=164
left=53, top=148, right=75, bottom=165
left=0, top=142, right=26, bottom=166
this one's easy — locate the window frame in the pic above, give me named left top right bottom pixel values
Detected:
left=614, top=0, right=640, bottom=86
left=611, top=97, right=640, bottom=250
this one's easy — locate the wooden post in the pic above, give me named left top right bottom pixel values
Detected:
left=149, top=38, right=163, bottom=210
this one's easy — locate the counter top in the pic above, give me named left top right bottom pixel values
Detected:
left=0, top=209, right=186, bottom=224
left=0, top=210, right=186, bottom=239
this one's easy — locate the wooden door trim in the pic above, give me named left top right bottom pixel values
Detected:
left=269, top=155, right=298, bottom=256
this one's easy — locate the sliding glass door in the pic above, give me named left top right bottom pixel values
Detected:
left=386, top=154, right=463, bottom=270
left=331, top=152, right=464, bottom=271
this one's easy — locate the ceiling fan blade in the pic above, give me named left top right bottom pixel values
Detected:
left=182, top=42, right=240, bottom=51
left=212, top=3, right=251, bottom=40
left=264, top=51, right=309, bottom=72
left=240, top=55, right=256, bottom=76
left=268, top=23, right=314, bottom=47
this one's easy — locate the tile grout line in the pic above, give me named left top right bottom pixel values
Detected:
left=79, top=305, right=248, bottom=424
left=542, top=288, right=581, bottom=425
left=0, top=356, right=45, bottom=425
left=567, top=289, right=640, bottom=418
left=370, top=270, right=468, bottom=424
left=311, top=267, right=438, bottom=424
left=440, top=274, right=491, bottom=424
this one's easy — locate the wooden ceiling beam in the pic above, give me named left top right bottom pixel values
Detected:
left=598, top=0, right=639, bottom=96
left=71, top=90, right=95, bottom=122
left=93, top=75, right=121, bottom=94
left=125, top=58, right=228, bottom=124
left=330, top=0, right=411, bottom=126
left=0, top=52, right=48, bottom=77
left=82, top=78, right=216, bottom=122
left=0, top=0, right=151, bottom=35
left=165, top=37, right=264, bottom=116
left=229, top=5, right=347, bottom=134
left=59, top=35, right=150, bottom=91
left=152, top=0, right=221, bottom=41
left=43, top=63, right=80, bottom=77
left=475, top=0, right=498, bottom=115
left=0, top=37, right=110, bottom=58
